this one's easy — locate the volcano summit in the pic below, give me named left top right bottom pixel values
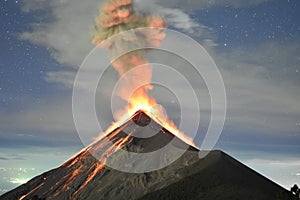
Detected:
left=0, top=111, right=296, bottom=200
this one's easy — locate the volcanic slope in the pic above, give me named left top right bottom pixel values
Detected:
left=0, top=111, right=296, bottom=200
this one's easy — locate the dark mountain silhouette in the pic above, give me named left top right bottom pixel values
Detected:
left=0, top=111, right=296, bottom=200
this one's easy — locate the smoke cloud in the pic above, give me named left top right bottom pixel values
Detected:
left=92, top=0, right=166, bottom=118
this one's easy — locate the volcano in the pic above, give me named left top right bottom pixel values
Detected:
left=0, top=111, right=296, bottom=200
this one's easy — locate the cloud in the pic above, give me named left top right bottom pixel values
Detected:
left=135, top=1, right=215, bottom=39
left=45, top=70, right=76, bottom=88
left=20, top=0, right=216, bottom=68
left=0, top=91, right=115, bottom=147
left=0, top=146, right=82, bottom=195
left=1, top=41, right=298, bottom=152
left=0, top=157, right=9, bottom=161
left=16, top=0, right=300, bottom=146
left=25, top=0, right=262, bottom=54
left=20, top=0, right=101, bottom=68
left=155, top=0, right=271, bottom=10
left=245, top=158, right=300, bottom=167
left=0, top=95, right=83, bottom=148
left=4, top=1, right=297, bottom=192
left=214, top=42, right=300, bottom=134
left=0, top=96, right=75, bottom=134
left=223, top=41, right=300, bottom=76
left=242, top=157, right=300, bottom=189
left=21, top=0, right=53, bottom=12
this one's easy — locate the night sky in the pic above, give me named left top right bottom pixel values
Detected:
left=0, top=0, right=300, bottom=195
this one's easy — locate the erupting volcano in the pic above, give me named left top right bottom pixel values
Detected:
left=3, top=110, right=201, bottom=200
left=1, top=110, right=296, bottom=200
left=89, top=0, right=197, bottom=154
left=1, top=1, right=297, bottom=200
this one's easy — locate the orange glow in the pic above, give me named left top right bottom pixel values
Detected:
left=73, top=163, right=105, bottom=197
left=114, top=89, right=199, bottom=150
left=72, top=134, right=133, bottom=198
left=62, top=166, right=83, bottom=190
left=16, top=1, right=200, bottom=199
left=91, top=0, right=197, bottom=150
left=19, top=183, right=44, bottom=200
left=92, top=86, right=199, bottom=150
left=91, top=74, right=199, bottom=150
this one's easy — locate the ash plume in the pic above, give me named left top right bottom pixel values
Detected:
left=92, top=0, right=166, bottom=118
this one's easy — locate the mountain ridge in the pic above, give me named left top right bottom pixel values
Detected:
left=0, top=150, right=296, bottom=200
left=0, top=111, right=297, bottom=200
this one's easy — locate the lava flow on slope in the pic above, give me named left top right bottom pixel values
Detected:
left=1, top=111, right=295, bottom=200
left=9, top=110, right=199, bottom=200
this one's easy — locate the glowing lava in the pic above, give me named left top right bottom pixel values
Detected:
left=15, top=1, right=199, bottom=199
left=115, top=93, right=199, bottom=149
left=91, top=0, right=199, bottom=151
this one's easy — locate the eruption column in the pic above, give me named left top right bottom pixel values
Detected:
left=92, top=0, right=166, bottom=120
left=92, top=0, right=196, bottom=147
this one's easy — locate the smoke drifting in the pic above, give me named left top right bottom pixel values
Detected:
left=92, top=0, right=166, bottom=119
left=92, top=0, right=166, bottom=46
